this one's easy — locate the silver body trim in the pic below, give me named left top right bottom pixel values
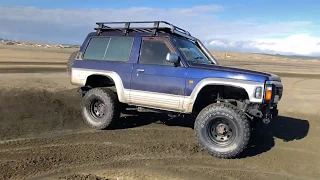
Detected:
left=128, top=89, right=185, bottom=112
left=71, top=68, right=283, bottom=113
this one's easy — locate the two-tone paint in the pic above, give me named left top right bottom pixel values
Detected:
left=71, top=31, right=283, bottom=113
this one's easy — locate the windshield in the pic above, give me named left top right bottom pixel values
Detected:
left=173, top=37, right=213, bottom=65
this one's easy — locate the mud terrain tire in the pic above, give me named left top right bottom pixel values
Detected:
left=82, top=87, right=120, bottom=130
left=67, top=50, right=79, bottom=76
left=194, top=103, right=250, bottom=158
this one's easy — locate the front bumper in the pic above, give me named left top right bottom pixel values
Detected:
left=261, top=80, right=283, bottom=124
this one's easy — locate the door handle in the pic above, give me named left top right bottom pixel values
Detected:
left=137, top=69, right=145, bottom=72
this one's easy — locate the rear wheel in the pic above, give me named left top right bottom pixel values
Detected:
left=82, top=87, right=120, bottom=130
left=194, top=103, right=250, bottom=158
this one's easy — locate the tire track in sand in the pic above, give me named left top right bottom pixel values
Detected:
left=29, top=156, right=319, bottom=180
left=291, top=78, right=308, bottom=101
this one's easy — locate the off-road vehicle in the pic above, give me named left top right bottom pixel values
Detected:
left=67, top=21, right=283, bottom=159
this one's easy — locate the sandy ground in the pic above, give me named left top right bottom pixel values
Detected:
left=0, top=46, right=320, bottom=180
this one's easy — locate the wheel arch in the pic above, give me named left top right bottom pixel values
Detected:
left=186, top=78, right=264, bottom=113
left=71, top=68, right=128, bottom=103
left=85, top=74, right=115, bottom=87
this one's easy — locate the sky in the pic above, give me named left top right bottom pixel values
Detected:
left=0, top=0, right=320, bottom=56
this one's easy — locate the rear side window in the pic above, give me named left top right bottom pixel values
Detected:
left=83, top=36, right=134, bottom=61
left=83, top=38, right=110, bottom=60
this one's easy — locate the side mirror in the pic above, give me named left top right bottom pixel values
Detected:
left=166, top=53, right=179, bottom=64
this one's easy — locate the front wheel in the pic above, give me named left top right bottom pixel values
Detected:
left=194, top=103, right=250, bottom=158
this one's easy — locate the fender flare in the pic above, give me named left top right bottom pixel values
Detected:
left=185, top=78, right=265, bottom=113
left=71, top=68, right=128, bottom=103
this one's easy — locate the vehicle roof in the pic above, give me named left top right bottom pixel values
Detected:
left=90, top=21, right=196, bottom=40
left=85, top=31, right=187, bottom=38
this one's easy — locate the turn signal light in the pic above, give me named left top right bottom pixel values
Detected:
left=265, top=86, right=272, bottom=101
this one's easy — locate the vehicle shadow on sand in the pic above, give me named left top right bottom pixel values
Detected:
left=110, top=113, right=310, bottom=158
left=239, top=115, right=310, bottom=158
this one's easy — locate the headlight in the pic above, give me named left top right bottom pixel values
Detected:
left=254, top=86, right=262, bottom=99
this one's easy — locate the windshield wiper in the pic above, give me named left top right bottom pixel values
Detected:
left=192, top=56, right=213, bottom=64
left=194, top=56, right=204, bottom=60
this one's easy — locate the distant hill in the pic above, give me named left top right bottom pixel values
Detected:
left=1, top=37, right=319, bottom=60
left=256, top=53, right=320, bottom=60
left=61, top=43, right=81, bottom=46
left=0, top=37, right=79, bottom=46
left=0, top=37, right=80, bottom=48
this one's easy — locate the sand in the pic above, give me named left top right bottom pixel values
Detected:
left=0, top=45, right=319, bottom=180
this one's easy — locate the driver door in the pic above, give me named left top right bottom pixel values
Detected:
left=130, top=37, right=187, bottom=111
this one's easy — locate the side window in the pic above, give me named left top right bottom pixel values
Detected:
left=105, top=37, right=134, bottom=61
left=83, top=37, right=110, bottom=60
left=83, top=36, right=134, bottom=61
left=139, top=38, right=175, bottom=66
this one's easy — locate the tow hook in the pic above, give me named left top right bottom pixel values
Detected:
left=262, top=117, right=271, bottom=124
left=263, top=104, right=272, bottom=124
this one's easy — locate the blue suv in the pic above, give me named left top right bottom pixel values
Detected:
left=67, top=21, right=283, bottom=159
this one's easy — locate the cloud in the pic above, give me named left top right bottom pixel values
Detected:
left=208, top=34, right=320, bottom=56
left=253, top=34, right=320, bottom=55
left=0, top=5, right=223, bottom=25
left=0, top=5, right=222, bottom=44
left=0, top=5, right=319, bottom=56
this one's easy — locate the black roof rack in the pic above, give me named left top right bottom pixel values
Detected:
left=94, top=21, right=196, bottom=41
